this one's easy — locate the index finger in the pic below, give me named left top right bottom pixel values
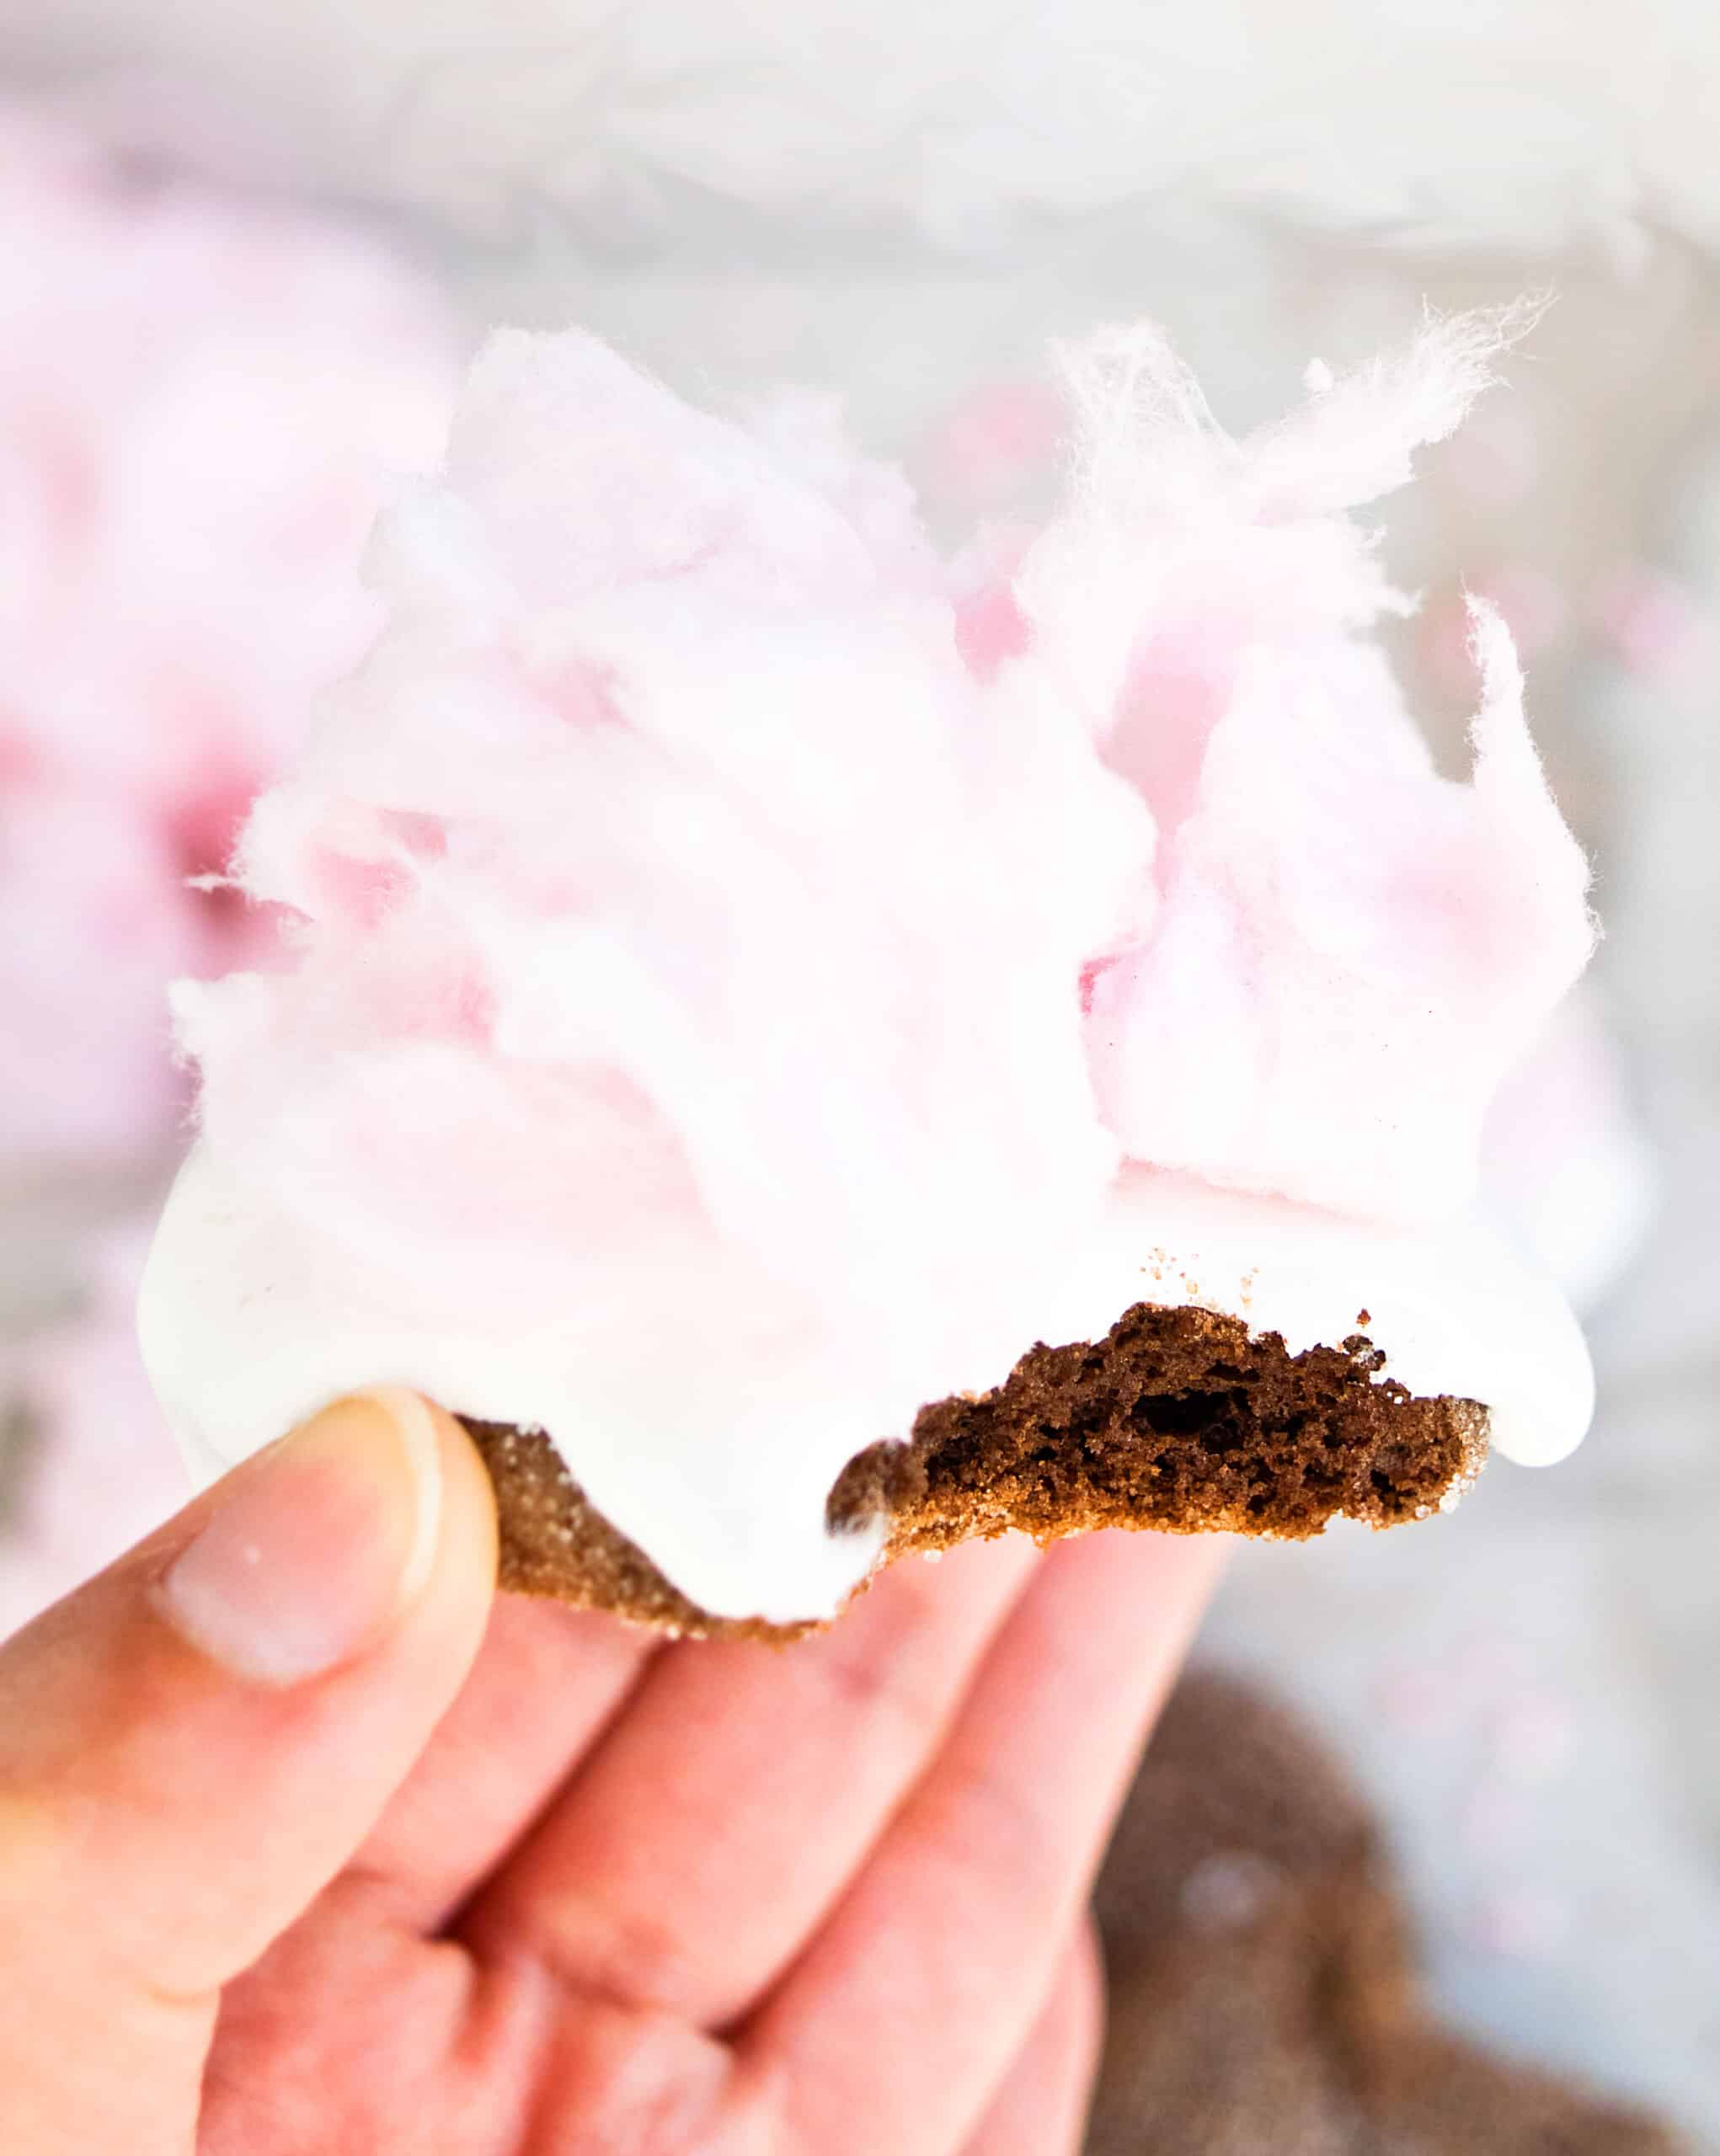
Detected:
left=741, top=1529, right=1225, bottom=2156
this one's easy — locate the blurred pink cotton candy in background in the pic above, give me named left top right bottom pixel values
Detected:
left=1592, top=559, right=1720, bottom=702
left=0, top=1221, right=183, bottom=1637
left=921, top=376, right=1067, bottom=509
left=0, top=102, right=457, bottom=1171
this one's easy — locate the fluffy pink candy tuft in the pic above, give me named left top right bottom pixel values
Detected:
left=0, top=104, right=456, bottom=1169
left=174, top=310, right=1593, bottom=1379
left=1030, top=315, right=1595, bottom=1221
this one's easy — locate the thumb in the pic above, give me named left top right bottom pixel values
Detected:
left=0, top=1388, right=497, bottom=2153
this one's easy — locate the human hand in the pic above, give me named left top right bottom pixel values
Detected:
left=0, top=1390, right=1222, bottom=2153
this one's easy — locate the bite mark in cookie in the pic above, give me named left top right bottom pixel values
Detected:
left=469, top=1303, right=1487, bottom=1639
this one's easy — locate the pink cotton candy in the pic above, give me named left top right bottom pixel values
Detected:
left=0, top=105, right=456, bottom=1169
left=1419, top=564, right=1568, bottom=697
left=1034, top=314, right=1595, bottom=1223
left=175, top=329, right=1148, bottom=1412
left=172, top=309, right=1594, bottom=1390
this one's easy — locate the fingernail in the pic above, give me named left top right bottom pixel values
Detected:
left=158, top=1388, right=444, bottom=1685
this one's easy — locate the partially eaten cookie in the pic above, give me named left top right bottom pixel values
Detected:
left=138, top=308, right=1594, bottom=1636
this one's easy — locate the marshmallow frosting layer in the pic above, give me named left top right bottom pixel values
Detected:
left=139, top=311, right=1598, bottom=1621
left=140, top=1152, right=1592, bottom=1622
